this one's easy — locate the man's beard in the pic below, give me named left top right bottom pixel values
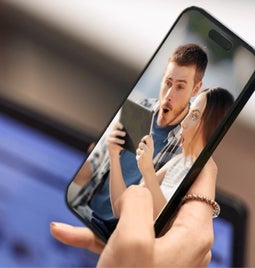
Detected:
left=157, top=104, right=187, bottom=127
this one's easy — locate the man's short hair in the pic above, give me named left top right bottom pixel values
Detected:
left=169, top=43, right=208, bottom=84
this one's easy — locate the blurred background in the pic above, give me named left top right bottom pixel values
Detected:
left=0, top=0, right=254, bottom=266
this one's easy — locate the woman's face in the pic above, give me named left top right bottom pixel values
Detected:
left=180, top=93, right=207, bottom=157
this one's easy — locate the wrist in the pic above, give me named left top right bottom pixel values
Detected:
left=141, top=164, right=155, bottom=177
left=109, top=151, right=120, bottom=161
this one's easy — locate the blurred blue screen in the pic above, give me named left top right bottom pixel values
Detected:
left=209, top=218, right=234, bottom=267
left=0, top=112, right=99, bottom=267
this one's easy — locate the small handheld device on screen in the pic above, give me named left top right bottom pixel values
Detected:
left=66, top=6, right=255, bottom=244
left=119, top=99, right=154, bottom=154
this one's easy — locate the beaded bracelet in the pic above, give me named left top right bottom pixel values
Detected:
left=181, top=194, right=220, bottom=218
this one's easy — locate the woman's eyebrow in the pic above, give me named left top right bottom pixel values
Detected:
left=191, top=109, right=201, bottom=114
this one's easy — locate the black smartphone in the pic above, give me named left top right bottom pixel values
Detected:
left=66, top=6, right=255, bottom=243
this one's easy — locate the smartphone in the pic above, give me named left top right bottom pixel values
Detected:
left=66, top=6, right=255, bottom=243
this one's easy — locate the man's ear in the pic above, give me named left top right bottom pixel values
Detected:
left=192, top=81, right=202, bottom=97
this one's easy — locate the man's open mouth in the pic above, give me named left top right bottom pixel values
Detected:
left=163, top=108, right=169, bottom=114
left=161, top=103, right=172, bottom=114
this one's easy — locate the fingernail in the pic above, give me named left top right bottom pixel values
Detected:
left=50, top=222, right=56, bottom=227
left=50, top=222, right=71, bottom=229
left=50, top=222, right=61, bottom=228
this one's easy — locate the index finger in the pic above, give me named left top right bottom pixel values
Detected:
left=114, top=186, right=154, bottom=238
left=107, top=186, right=155, bottom=266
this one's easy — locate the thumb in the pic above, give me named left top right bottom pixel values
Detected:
left=50, top=222, right=105, bottom=254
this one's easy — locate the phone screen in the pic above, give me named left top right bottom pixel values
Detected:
left=67, top=7, right=255, bottom=242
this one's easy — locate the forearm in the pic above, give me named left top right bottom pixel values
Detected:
left=109, top=155, right=127, bottom=218
left=73, top=161, right=93, bottom=187
left=142, top=167, right=167, bottom=219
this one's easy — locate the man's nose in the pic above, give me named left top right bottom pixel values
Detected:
left=165, top=87, right=174, bottom=102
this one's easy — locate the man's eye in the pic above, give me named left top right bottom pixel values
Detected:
left=166, top=80, right=172, bottom=87
left=176, top=84, right=185, bottom=90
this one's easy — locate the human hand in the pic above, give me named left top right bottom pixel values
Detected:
left=107, top=122, right=126, bottom=158
left=136, top=135, right=154, bottom=175
left=50, top=222, right=105, bottom=254
left=51, top=159, right=217, bottom=267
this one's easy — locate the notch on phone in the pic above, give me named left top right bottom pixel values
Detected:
left=208, top=29, right=233, bottom=51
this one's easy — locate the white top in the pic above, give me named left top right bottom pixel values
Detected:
left=160, top=156, right=192, bottom=201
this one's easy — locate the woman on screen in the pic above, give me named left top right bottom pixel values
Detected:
left=108, top=87, right=234, bottom=218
